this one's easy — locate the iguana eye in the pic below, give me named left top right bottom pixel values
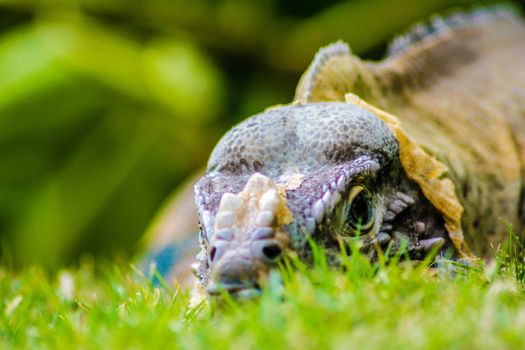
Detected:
left=345, top=186, right=374, bottom=233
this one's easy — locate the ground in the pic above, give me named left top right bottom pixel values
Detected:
left=2, top=241, right=525, bottom=349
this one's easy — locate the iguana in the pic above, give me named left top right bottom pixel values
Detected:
left=144, top=6, right=525, bottom=301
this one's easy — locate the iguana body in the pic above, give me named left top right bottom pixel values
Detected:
left=296, top=8, right=525, bottom=256
left=144, top=7, right=525, bottom=299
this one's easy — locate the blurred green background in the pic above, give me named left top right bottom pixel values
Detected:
left=0, top=0, right=522, bottom=267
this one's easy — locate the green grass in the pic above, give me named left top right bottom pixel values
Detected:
left=2, top=240, right=525, bottom=349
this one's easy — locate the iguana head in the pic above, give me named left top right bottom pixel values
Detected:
left=194, top=102, right=452, bottom=298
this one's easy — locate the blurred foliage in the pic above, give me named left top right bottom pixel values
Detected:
left=0, top=0, right=521, bottom=267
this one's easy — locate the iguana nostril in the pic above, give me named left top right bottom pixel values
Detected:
left=262, top=243, right=282, bottom=261
left=209, top=246, right=217, bottom=263
left=209, top=240, right=229, bottom=263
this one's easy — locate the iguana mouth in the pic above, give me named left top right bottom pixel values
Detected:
left=206, top=282, right=262, bottom=300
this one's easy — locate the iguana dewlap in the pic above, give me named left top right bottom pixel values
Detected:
left=147, top=7, right=525, bottom=299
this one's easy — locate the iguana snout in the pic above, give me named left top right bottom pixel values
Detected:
left=205, top=173, right=292, bottom=297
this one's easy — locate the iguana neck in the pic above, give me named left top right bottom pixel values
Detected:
left=376, top=13, right=525, bottom=256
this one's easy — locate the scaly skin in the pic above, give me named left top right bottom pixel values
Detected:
left=145, top=7, right=525, bottom=300
left=195, top=101, right=452, bottom=299
left=295, top=7, right=525, bottom=257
